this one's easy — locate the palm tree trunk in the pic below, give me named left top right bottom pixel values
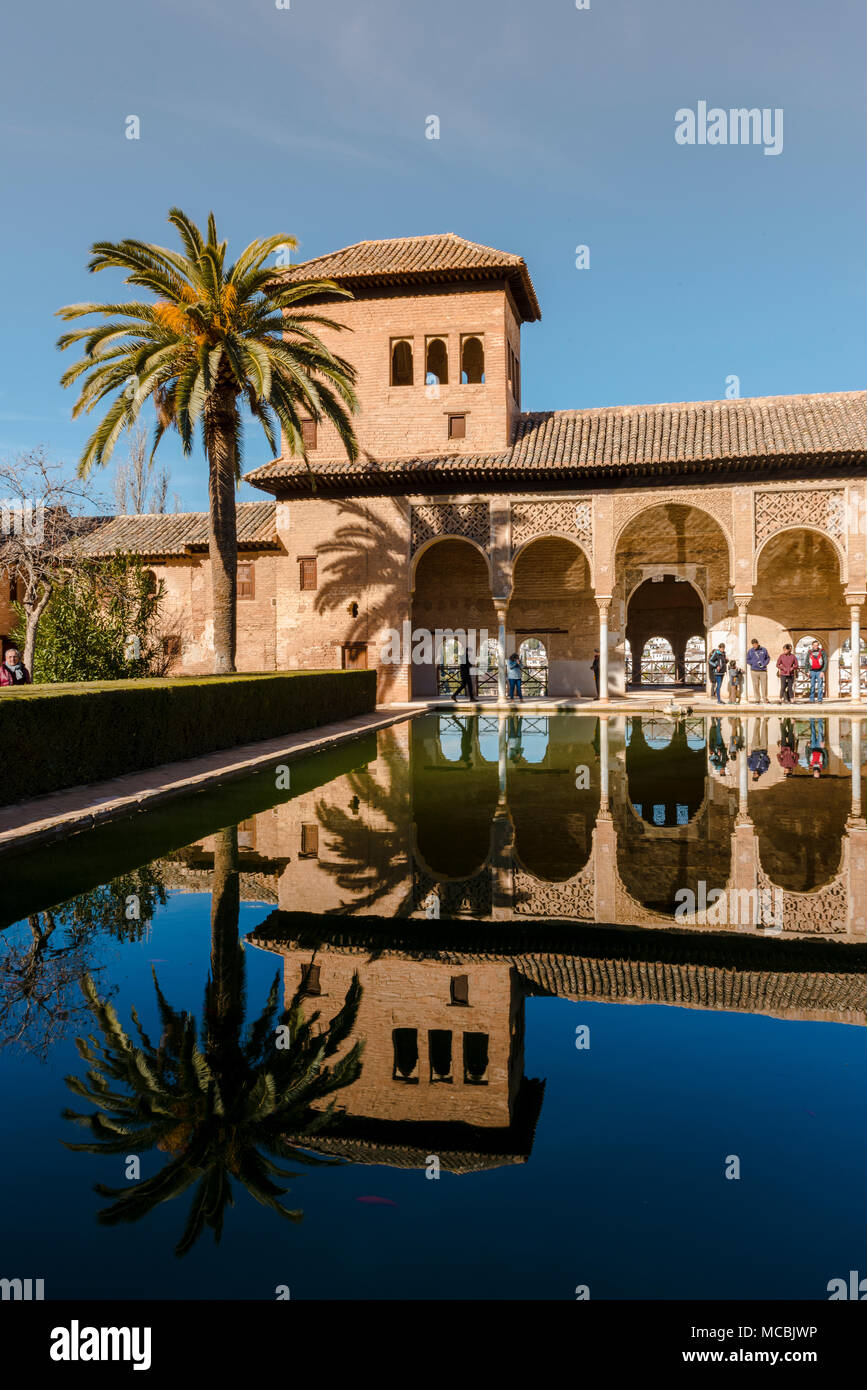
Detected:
left=206, top=826, right=244, bottom=1080
left=204, top=390, right=238, bottom=675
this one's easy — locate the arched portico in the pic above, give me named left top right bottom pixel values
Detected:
left=410, top=537, right=498, bottom=697
left=507, top=535, right=596, bottom=697
left=612, top=504, right=733, bottom=696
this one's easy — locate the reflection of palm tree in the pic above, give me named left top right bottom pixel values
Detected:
left=63, top=827, right=363, bottom=1256
left=313, top=731, right=411, bottom=913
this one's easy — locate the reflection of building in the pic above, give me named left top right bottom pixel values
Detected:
left=243, top=916, right=867, bottom=1176
left=176, top=714, right=867, bottom=943
left=247, top=922, right=544, bottom=1173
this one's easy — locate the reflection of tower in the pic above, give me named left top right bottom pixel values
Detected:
left=246, top=920, right=544, bottom=1173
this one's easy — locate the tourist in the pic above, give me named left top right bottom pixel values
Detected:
left=709, top=717, right=728, bottom=773
left=708, top=643, right=727, bottom=703
left=506, top=652, right=524, bottom=701
left=776, top=643, right=798, bottom=704
left=728, top=716, right=745, bottom=756
left=0, top=647, right=31, bottom=686
left=747, top=638, right=771, bottom=702
left=748, top=717, right=770, bottom=782
left=807, top=641, right=826, bottom=703
left=777, top=717, right=798, bottom=776
left=451, top=651, right=475, bottom=702
left=591, top=648, right=600, bottom=696
left=808, top=718, right=828, bottom=776
left=726, top=659, right=743, bottom=704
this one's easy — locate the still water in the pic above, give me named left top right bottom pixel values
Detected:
left=2, top=713, right=867, bottom=1299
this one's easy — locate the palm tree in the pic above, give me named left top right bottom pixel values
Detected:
left=57, top=209, right=359, bottom=673
left=62, top=828, right=364, bottom=1255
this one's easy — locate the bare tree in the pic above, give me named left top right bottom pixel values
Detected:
left=111, top=424, right=171, bottom=514
left=0, top=447, right=105, bottom=673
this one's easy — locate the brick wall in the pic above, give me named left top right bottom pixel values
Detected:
left=286, top=281, right=518, bottom=462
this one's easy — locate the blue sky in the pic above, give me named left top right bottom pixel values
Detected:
left=1, top=0, right=865, bottom=511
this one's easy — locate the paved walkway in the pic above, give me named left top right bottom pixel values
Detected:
left=0, top=705, right=417, bottom=857
left=402, top=695, right=866, bottom=714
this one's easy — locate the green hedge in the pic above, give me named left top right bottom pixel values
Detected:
left=1, top=671, right=377, bottom=806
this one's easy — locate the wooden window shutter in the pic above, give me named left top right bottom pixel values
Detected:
left=299, top=557, right=317, bottom=591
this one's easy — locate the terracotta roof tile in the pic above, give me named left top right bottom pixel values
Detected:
left=76, top=501, right=278, bottom=559
left=246, top=390, right=867, bottom=494
left=280, top=232, right=541, bottom=322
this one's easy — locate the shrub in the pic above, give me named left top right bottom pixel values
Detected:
left=14, top=555, right=168, bottom=683
left=0, top=671, right=376, bottom=805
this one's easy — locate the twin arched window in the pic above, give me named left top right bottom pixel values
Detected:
left=392, top=335, right=486, bottom=386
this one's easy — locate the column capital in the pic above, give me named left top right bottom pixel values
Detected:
left=734, top=595, right=753, bottom=616
left=596, top=596, right=612, bottom=617
left=845, top=594, right=867, bottom=609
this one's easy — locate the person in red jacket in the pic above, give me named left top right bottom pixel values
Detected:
left=776, top=643, right=798, bottom=704
left=0, top=647, right=32, bottom=687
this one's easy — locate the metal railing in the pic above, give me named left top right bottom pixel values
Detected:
left=438, top=659, right=549, bottom=698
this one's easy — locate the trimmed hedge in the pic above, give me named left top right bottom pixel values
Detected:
left=1, top=671, right=377, bottom=806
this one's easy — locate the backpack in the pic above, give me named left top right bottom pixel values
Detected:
left=810, top=651, right=823, bottom=671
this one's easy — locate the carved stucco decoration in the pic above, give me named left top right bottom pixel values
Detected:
left=411, top=502, right=491, bottom=556
left=413, top=865, right=493, bottom=917
left=612, top=489, right=734, bottom=545
left=513, top=863, right=595, bottom=919
left=757, top=867, right=848, bottom=934
left=510, top=499, right=593, bottom=558
left=754, top=488, right=846, bottom=550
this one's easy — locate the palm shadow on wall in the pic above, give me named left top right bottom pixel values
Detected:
left=62, top=827, right=364, bottom=1257
left=312, top=499, right=409, bottom=699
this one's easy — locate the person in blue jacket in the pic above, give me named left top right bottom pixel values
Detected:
left=747, top=638, right=771, bottom=702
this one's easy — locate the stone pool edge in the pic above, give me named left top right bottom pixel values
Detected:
left=0, top=705, right=419, bottom=858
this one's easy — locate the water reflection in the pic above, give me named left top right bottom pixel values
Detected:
left=62, top=828, right=363, bottom=1255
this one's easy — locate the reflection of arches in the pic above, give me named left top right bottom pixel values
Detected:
left=752, top=777, right=849, bottom=892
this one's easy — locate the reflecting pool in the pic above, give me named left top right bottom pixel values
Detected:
left=3, top=714, right=867, bottom=1299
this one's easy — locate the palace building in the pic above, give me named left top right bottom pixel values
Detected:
left=74, top=232, right=867, bottom=702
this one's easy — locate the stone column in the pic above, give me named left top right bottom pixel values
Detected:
left=736, top=599, right=751, bottom=704
left=498, top=712, right=507, bottom=800
left=847, top=599, right=863, bottom=703
left=494, top=601, right=508, bottom=702
left=597, top=598, right=611, bottom=703
left=852, top=719, right=862, bottom=817
left=599, top=715, right=610, bottom=810
left=738, top=745, right=749, bottom=815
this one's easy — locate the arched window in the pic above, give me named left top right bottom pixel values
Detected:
left=518, top=637, right=548, bottom=697
left=425, top=337, right=448, bottom=386
left=642, top=636, right=676, bottom=684
left=840, top=636, right=867, bottom=698
left=461, top=335, right=485, bottom=384
left=391, top=339, right=413, bottom=386
left=794, top=635, right=820, bottom=697
left=684, top=634, right=706, bottom=685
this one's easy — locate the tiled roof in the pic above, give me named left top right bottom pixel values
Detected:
left=76, top=501, right=279, bottom=558
left=246, top=391, right=867, bottom=495
left=279, top=232, right=541, bottom=322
